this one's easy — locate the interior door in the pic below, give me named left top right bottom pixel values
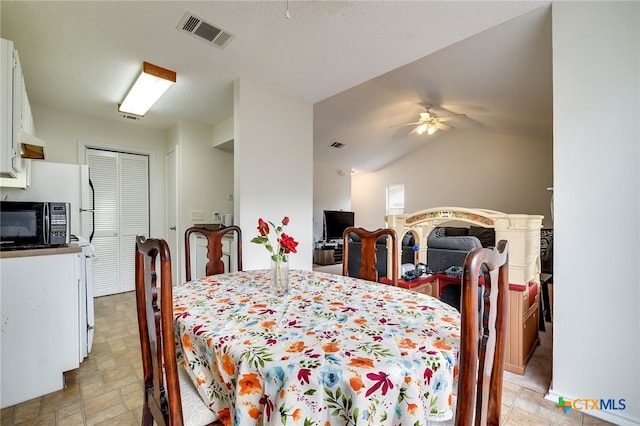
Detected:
left=86, top=148, right=149, bottom=296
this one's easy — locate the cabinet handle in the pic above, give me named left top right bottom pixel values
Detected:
left=170, top=226, right=177, bottom=230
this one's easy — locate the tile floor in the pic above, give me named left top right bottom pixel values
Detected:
left=1, top=290, right=616, bottom=426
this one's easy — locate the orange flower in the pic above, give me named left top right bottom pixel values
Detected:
left=322, top=342, right=340, bottom=353
left=222, top=352, right=235, bottom=376
left=285, top=341, right=306, bottom=353
left=238, top=373, right=262, bottom=395
left=349, top=375, right=365, bottom=392
left=407, top=403, right=418, bottom=415
left=181, top=334, right=193, bottom=352
left=262, top=321, right=276, bottom=329
left=218, top=407, right=231, bottom=425
left=196, top=374, right=207, bottom=386
left=399, top=338, right=417, bottom=349
left=354, top=318, right=368, bottom=326
left=347, top=357, right=374, bottom=368
left=248, top=404, right=261, bottom=420
left=433, top=339, right=452, bottom=350
left=442, top=316, right=456, bottom=323
left=292, top=408, right=302, bottom=421
left=404, top=376, right=412, bottom=384
left=253, top=303, right=267, bottom=309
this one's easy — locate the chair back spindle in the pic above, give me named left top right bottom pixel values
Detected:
left=455, top=240, right=509, bottom=426
left=185, top=226, right=243, bottom=281
left=342, top=227, right=399, bottom=285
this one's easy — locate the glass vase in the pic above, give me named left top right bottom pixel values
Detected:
left=270, top=256, right=289, bottom=296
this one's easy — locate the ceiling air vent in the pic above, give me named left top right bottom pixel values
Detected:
left=178, top=12, right=233, bottom=49
left=329, top=141, right=345, bottom=149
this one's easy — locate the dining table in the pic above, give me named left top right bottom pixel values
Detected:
left=173, top=269, right=461, bottom=426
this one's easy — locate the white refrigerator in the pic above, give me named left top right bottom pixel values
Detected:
left=0, top=160, right=95, bottom=359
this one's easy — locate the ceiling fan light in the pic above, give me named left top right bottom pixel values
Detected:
left=427, top=123, right=438, bottom=135
left=119, top=62, right=176, bottom=117
left=416, top=123, right=428, bottom=135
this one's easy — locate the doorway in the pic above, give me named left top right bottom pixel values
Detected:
left=85, top=148, right=150, bottom=297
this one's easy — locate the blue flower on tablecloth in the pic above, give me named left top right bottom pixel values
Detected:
left=395, top=404, right=403, bottom=419
left=234, top=407, right=242, bottom=425
left=433, top=373, right=447, bottom=393
left=441, top=350, right=454, bottom=368
left=325, top=354, right=341, bottom=364
left=266, top=366, right=285, bottom=392
left=362, top=410, right=371, bottom=421
left=319, top=368, right=342, bottom=388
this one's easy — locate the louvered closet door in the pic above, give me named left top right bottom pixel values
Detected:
left=87, top=149, right=149, bottom=297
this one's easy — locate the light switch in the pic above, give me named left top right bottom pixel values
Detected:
left=191, top=210, right=204, bottom=220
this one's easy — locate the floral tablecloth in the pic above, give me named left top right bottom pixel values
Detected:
left=173, top=270, right=460, bottom=426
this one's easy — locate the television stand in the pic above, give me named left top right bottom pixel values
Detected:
left=314, top=240, right=344, bottom=264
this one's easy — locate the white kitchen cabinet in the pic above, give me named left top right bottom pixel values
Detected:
left=0, top=248, right=81, bottom=408
left=0, top=38, right=21, bottom=178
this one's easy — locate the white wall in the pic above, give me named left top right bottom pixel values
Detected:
left=168, top=119, right=234, bottom=282
left=312, top=161, right=351, bottom=243
left=352, top=129, right=553, bottom=229
left=31, top=105, right=167, bottom=238
left=234, top=78, right=313, bottom=270
left=550, top=2, right=639, bottom=425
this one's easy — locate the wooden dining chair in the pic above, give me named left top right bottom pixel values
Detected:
left=342, top=227, right=398, bottom=285
left=135, top=235, right=220, bottom=426
left=455, top=240, right=509, bottom=426
left=184, top=226, right=243, bottom=281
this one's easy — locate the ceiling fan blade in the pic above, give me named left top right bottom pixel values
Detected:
left=436, top=113, right=466, bottom=122
left=390, top=121, right=421, bottom=128
left=436, top=122, right=452, bottom=130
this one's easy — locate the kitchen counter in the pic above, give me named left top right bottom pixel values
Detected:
left=0, top=245, right=81, bottom=259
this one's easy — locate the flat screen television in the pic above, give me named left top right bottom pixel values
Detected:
left=323, top=210, right=354, bottom=241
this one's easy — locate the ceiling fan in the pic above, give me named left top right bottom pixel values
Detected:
left=392, top=105, right=466, bottom=136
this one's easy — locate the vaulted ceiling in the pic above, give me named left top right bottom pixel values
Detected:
left=1, top=1, right=552, bottom=172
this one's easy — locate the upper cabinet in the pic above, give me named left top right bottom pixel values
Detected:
left=1, top=38, right=44, bottom=188
left=1, top=38, right=22, bottom=178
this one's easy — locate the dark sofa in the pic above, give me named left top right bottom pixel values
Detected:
left=425, top=226, right=495, bottom=273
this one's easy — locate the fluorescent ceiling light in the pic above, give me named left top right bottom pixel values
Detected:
left=118, top=62, right=176, bottom=117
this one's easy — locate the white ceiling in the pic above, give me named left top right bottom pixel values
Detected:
left=1, top=1, right=552, bottom=173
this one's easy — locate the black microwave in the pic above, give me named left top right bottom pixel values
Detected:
left=0, top=201, right=70, bottom=250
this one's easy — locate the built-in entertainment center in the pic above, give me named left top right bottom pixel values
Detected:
left=314, top=210, right=354, bottom=264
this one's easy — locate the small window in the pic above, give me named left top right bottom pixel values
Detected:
left=386, top=183, right=405, bottom=215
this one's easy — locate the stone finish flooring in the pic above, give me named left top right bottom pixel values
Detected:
left=1, top=290, right=617, bottom=425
